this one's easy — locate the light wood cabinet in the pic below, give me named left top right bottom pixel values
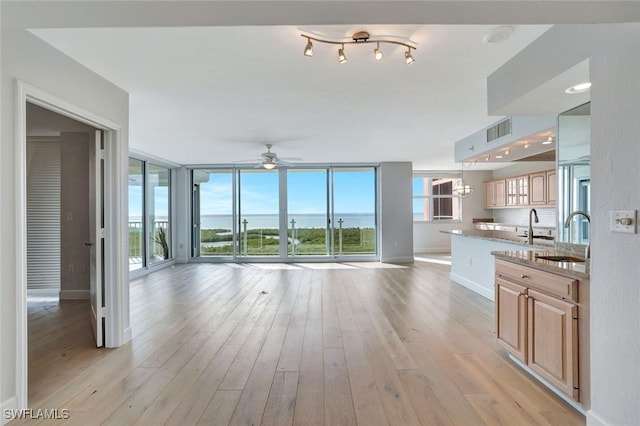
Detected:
left=529, top=172, right=547, bottom=205
left=494, top=179, right=506, bottom=207
left=483, top=181, right=495, bottom=208
left=495, top=260, right=580, bottom=401
left=483, top=170, right=556, bottom=208
left=517, top=175, right=529, bottom=205
left=546, top=170, right=556, bottom=205
left=506, top=177, right=518, bottom=206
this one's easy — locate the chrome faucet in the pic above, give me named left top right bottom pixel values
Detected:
left=528, top=208, right=539, bottom=245
left=564, top=211, right=591, bottom=259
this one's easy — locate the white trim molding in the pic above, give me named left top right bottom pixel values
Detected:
left=449, top=272, right=495, bottom=301
left=14, top=80, right=129, bottom=411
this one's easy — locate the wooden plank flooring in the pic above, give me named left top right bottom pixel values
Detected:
left=17, top=257, right=585, bottom=425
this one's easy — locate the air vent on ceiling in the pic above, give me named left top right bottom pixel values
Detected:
left=486, top=118, right=512, bottom=143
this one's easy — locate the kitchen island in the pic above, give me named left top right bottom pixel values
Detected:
left=443, top=229, right=554, bottom=300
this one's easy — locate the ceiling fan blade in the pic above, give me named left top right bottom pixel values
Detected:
left=277, top=157, right=303, bottom=161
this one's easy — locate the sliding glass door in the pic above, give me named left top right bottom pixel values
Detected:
left=287, top=169, right=330, bottom=257
left=332, top=168, right=377, bottom=256
left=192, top=169, right=234, bottom=257
left=237, top=169, right=280, bottom=257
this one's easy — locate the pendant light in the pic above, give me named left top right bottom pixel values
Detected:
left=453, top=162, right=474, bottom=198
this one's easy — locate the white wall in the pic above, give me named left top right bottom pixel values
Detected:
left=379, top=162, right=414, bottom=262
left=413, top=170, right=492, bottom=253
left=1, top=26, right=129, bottom=414
left=488, top=23, right=640, bottom=426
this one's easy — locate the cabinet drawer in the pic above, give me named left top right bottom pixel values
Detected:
left=496, top=260, right=578, bottom=302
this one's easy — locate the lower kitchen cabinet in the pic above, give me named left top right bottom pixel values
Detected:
left=495, top=259, right=583, bottom=403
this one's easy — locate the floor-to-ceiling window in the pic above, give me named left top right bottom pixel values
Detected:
left=192, top=169, right=234, bottom=257
left=191, top=165, right=377, bottom=261
left=148, top=164, right=171, bottom=264
left=128, top=158, right=145, bottom=271
left=237, top=169, right=280, bottom=257
left=287, top=169, right=330, bottom=257
left=128, top=156, right=173, bottom=275
left=332, top=168, right=377, bottom=256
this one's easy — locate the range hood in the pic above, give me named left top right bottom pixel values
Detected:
left=454, top=115, right=556, bottom=163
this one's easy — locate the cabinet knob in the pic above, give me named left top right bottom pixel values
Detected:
left=520, top=274, right=529, bottom=279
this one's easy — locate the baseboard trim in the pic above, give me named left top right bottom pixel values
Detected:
left=449, top=272, right=494, bottom=301
left=59, top=290, right=90, bottom=300
left=413, top=247, right=450, bottom=254
left=1, top=396, right=18, bottom=426
left=586, top=410, right=610, bottom=426
left=380, top=256, right=414, bottom=263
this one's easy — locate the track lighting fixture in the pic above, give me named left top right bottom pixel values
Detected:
left=303, top=37, right=314, bottom=57
left=374, top=42, right=383, bottom=61
left=338, top=44, right=348, bottom=64
left=405, top=47, right=415, bottom=65
left=301, top=31, right=416, bottom=65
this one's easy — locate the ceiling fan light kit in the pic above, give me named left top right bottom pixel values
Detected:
left=301, top=31, right=416, bottom=65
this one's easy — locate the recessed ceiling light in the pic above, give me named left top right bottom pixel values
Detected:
left=543, top=136, right=554, bottom=145
left=565, top=82, right=591, bottom=94
left=495, top=155, right=504, bottom=159
left=483, top=26, right=514, bottom=44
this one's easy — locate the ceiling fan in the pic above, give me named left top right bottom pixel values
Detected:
left=235, top=144, right=302, bottom=169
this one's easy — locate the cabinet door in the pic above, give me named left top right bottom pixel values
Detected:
left=546, top=170, right=557, bottom=205
left=494, top=180, right=506, bottom=207
left=528, top=289, right=579, bottom=400
left=529, top=172, right=546, bottom=205
left=484, top=181, right=495, bottom=208
left=506, top=178, right=518, bottom=205
left=495, top=277, right=527, bottom=362
left=517, top=175, right=529, bottom=205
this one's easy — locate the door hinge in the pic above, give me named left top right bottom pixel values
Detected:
left=100, top=228, right=105, bottom=239
left=98, top=306, right=106, bottom=318
left=100, top=149, right=105, bottom=160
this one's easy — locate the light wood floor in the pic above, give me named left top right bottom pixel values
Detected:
left=19, top=257, right=585, bottom=425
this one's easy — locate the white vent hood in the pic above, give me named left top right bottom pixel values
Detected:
left=454, top=115, right=557, bottom=163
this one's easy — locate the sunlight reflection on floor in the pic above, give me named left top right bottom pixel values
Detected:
left=414, top=254, right=452, bottom=266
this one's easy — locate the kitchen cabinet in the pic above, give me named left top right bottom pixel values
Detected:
left=483, top=170, right=555, bottom=208
left=529, top=172, right=547, bottom=205
left=483, top=181, right=495, bottom=208
left=517, top=175, right=529, bottom=205
left=495, top=260, right=580, bottom=401
left=546, top=170, right=556, bottom=205
left=506, top=177, right=518, bottom=206
left=494, top=179, right=506, bottom=207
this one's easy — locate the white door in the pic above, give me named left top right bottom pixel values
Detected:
left=88, top=130, right=104, bottom=347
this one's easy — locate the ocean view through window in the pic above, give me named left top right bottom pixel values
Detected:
left=192, top=166, right=377, bottom=259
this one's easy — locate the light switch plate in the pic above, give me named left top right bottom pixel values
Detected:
left=610, top=210, right=637, bottom=234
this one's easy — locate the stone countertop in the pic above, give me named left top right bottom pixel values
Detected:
left=492, top=250, right=590, bottom=280
left=442, top=229, right=555, bottom=249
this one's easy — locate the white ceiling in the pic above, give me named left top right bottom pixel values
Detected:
left=31, top=24, right=553, bottom=170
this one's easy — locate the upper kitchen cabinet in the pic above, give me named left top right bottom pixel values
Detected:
left=557, top=103, right=590, bottom=244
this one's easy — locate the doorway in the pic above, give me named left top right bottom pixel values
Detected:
left=15, top=81, right=126, bottom=410
left=25, top=103, right=104, bottom=404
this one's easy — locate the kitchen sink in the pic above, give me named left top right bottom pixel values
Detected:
left=535, top=254, right=586, bottom=263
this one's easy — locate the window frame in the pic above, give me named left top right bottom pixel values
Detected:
left=412, top=173, right=463, bottom=223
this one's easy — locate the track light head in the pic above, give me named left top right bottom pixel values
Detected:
left=374, top=42, right=383, bottom=60
left=405, top=48, right=415, bottom=65
left=303, top=38, right=314, bottom=57
left=338, top=45, right=348, bottom=64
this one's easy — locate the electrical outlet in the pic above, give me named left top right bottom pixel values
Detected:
left=610, top=210, right=637, bottom=234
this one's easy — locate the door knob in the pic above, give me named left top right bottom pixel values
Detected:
left=84, top=242, right=94, bottom=247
